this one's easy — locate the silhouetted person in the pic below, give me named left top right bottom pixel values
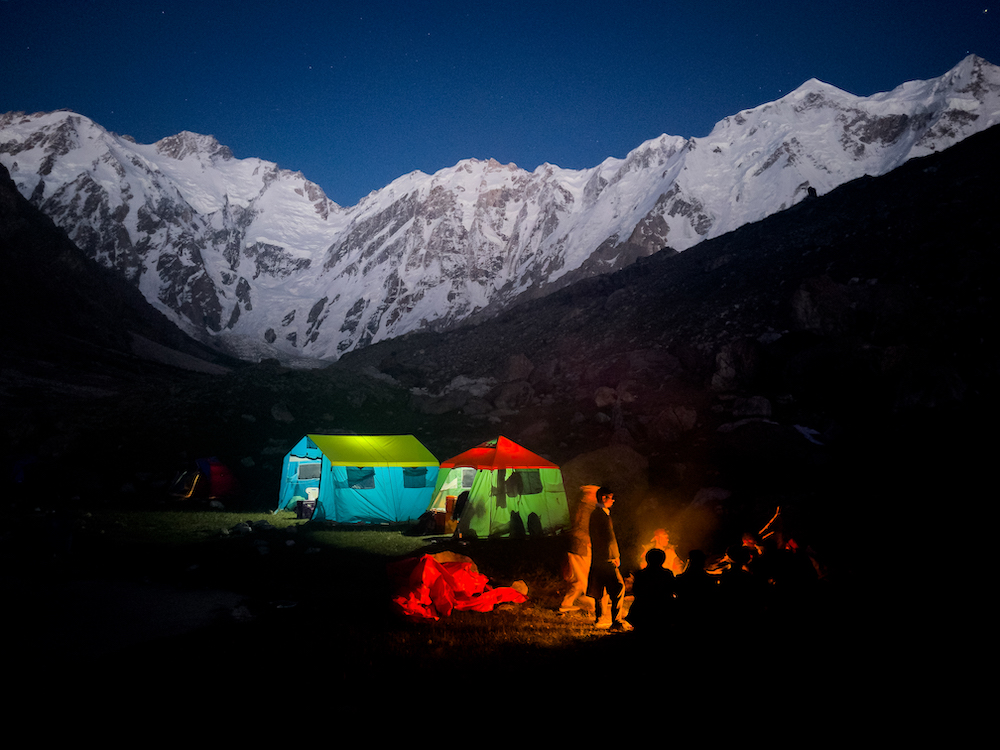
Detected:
left=717, top=543, right=766, bottom=621
left=674, top=549, right=718, bottom=624
left=588, top=487, right=628, bottom=631
left=509, top=510, right=526, bottom=538
left=626, top=548, right=676, bottom=634
left=451, top=491, right=469, bottom=522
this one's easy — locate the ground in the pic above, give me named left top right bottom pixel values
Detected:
left=5, top=504, right=871, bottom=707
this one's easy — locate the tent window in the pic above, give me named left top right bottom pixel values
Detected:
left=347, top=467, right=375, bottom=490
left=461, top=468, right=476, bottom=488
left=403, top=466, right=429, bottom=488
left=297, top=462, right=321, bottom=481
left=512, top=469, right=543, bottom=495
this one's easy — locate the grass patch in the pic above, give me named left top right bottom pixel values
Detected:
left=6, top=503, right=859, bottom=697
left=7, top=504, right=619, bottom=679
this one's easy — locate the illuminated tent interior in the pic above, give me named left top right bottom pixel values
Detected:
left=277, top=434, right=440, bottom=524
left=428, top=436, right=570, bottom=538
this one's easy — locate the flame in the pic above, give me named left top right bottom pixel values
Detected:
left=638, top=528, right=685, bottom=575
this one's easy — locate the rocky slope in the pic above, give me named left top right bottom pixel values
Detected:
left=2, top=55, right=997, bottom=364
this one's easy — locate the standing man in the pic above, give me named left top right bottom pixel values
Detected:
left=559, top=485, right=599, bottom=612
left=588, top=487, right=629, bottom=631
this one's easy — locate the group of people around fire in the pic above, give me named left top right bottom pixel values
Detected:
left=559, top=485, right=822, bottom=633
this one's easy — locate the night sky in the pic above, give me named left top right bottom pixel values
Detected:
left=2, top=0, right=996, bottom=206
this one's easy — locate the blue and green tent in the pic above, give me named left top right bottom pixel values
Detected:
left=277, top=434, right=439, bottom=524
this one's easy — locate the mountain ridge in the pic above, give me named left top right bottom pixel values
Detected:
left=2, top=54, right=998, bottom=363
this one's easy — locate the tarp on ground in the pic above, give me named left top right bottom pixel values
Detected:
left=388, top=553, right=528, bottom=621
left=276, top=434, right=439, bottom=524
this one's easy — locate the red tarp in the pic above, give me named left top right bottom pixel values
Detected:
left=388, top=553, right=528, bottom=621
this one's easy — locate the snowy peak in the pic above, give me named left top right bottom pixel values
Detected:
left=936, top=53, right=996, bottom=94
left=2, top=56, right=999, bottom=363
left=155, top=131, right=234, bottom=162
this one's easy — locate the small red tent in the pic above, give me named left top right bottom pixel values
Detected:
left=170, top=457, right=237, bottom=500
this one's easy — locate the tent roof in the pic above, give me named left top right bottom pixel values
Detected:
left=305, top=434, right=438, bottom=467
left=439, top=436, right=558, bottom=470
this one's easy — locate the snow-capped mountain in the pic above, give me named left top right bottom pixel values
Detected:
left=2, top=55, right=998, bottom=363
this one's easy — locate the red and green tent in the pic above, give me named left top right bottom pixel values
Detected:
left=428, top=436, right=569, bottom=538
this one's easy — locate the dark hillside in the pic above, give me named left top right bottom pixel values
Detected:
left=0, top=164, right=241, bottom=369
left=1, top=161, right=246, bottom=486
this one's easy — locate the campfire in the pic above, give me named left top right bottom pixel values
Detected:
left=637, top=528, right=685, bottom=575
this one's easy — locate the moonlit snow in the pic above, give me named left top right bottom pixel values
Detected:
left=1, top=55, right=997, bottom=363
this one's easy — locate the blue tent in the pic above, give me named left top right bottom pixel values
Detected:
left=277, top=434, right=439, bottom=524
